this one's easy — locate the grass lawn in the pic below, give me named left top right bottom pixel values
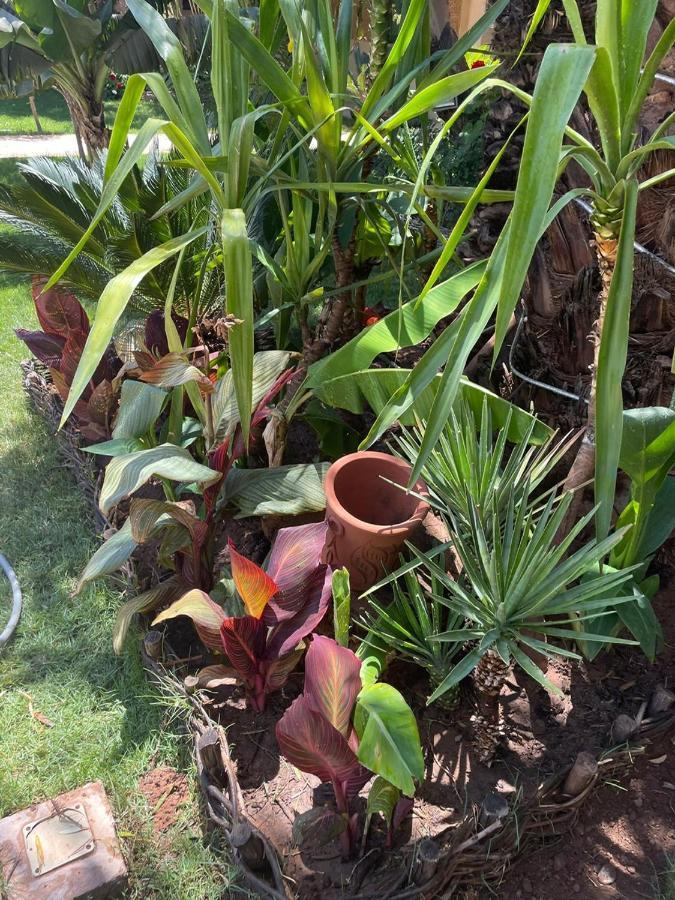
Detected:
left=0, top=91, right=162, bottom=136
left=0, top=156, right=237, bottom=897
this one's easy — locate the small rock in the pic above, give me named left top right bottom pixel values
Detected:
left=522, top=877, right=533, bottom=892
left=633, top=796, right=643, bottom=807
left=573, top=884, right=581, bottom=894
left=597, top=863, right=616, bottom=886
left=553, top=853, right=565, bottom=872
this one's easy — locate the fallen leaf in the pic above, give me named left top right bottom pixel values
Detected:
left=663, top=782, right=675, bottom=790
left=618, top=679, right=635, bottom=691
left=18, top=690, right=55, bottom=728
left=32, top=711, right=55, bottom=728
left=648, top=754, right=667, bottom=764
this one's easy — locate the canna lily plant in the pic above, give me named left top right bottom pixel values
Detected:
left=276, top=635, right=424, bottom=856
left=359, top=2, right=675, bottom=552
left=75, top=349, right=296, bottom=652
left=154, top=522, right=333, bottom=711
left=16, top=282, right=121, bottom=441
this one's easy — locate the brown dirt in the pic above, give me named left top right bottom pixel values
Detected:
left=187, top=581, right=675, bottom=899
left=138, top=766, right=190, bottom=834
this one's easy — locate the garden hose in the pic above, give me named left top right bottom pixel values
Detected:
left=0, top=553, right=22, bottom=650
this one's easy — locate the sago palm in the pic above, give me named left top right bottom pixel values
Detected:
left=0, top=153, right=219, bottom=314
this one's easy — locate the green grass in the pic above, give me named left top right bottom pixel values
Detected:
left=654, top=854, right=675, bottom=899
left=0, top=160, right=238, bottom=896
left=0, top=91, right=162, bottom=135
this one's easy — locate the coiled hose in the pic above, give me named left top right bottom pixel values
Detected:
left=0, top=553, right=22, bottom=649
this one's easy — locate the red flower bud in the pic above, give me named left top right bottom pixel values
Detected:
left=471, top=59, right=486, bottom=69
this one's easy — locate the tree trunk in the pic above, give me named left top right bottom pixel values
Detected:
left=28, top=94, right=43, bottom=133
left=60, top=86, right=109, bottom=163
left=558, top=232, right=618, bottom=530
left=471, top=649, right=509, bottom=765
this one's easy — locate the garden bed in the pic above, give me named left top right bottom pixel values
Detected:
left=22, top=360, right=675, bottom=900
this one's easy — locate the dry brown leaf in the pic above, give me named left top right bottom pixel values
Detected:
left=648, top=754, right=667, bottom=764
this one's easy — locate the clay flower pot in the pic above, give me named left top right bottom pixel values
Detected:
left=322, top=451, right=429, bottom=593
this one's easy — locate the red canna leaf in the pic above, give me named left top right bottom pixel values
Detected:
left=220, top=615, right=267, bottom=685
left=303, top=635, right=362, bottom=738
left=265, top=521, right=329, bottom=623
left=263, top=645, right=304, bottom=694
left=59, top=330, right=89, bottom=393
left=265, top=566, right=332, bottom=659
left=144, top=309, right=188, bottom=357
left=15, top=329, right=65, bottom=368
left=35, top=287, right=89, bottom=338
left=276, top=694, right=360, bottom=791
left=229, top=540, right=278, bottom=618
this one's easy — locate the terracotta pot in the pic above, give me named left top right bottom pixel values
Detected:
left=322, top=451, right=429, bottom=593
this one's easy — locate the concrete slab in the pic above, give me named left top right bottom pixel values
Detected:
left=0, top=781, right=128, bottom=899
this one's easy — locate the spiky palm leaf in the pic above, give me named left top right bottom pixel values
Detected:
left=394, top=399, right=573, bottom=536
left=0, top=152, right=218, bottom=314
left=360, top=569, right=465, bottom=711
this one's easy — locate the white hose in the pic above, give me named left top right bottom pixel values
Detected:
left=0, top=553, right=22, bottom=649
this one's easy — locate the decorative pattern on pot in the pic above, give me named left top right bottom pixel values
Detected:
left=322, top=451, right=429, bottom=593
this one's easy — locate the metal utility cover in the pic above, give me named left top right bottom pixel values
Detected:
left=24, top=803, right=95, bottom=877
left=0, top=781, right=128, bottom=899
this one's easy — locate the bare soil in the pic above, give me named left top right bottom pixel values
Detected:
left=163, top=577, right=675, bottom=899
left=137, top=766, right=190, bottom=834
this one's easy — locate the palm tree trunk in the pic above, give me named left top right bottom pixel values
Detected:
left=471, top=649, right=509, bottom=765
left=59, top=85, right=109, bottom=163
left=559, top=232, right=618, bottom=530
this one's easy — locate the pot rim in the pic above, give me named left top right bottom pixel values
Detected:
left=324, top=450, right=429, bottom=534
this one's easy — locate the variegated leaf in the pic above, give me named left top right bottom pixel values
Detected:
left=229, top=539, right=278, bottom=618
left=113, top=576, right=187, bottom=655
left=139, top=352, right=214, bottom=393
left=265, top=521, right=329, bottom=621
left=220, top=615, right=267, bottom=684
left=99, top=444, right=220, bottom=515
left=265, top=567, right=332, bottom=659
left=303, top=635, right=362, bottom=739
left=128, top=498, right=202, bottom=544
left=263, top=646, right=304, bottom=693
left=276, top=694, right=360, bottom=787
left=152, top=588, right=226, bottom=652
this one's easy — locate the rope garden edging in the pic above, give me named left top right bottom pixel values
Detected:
left=21, top=359, right=675, bottom=899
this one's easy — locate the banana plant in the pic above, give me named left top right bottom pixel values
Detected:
left=0, top=0, right=207, bottom=158
left=359, top=4, right=675, bottom=548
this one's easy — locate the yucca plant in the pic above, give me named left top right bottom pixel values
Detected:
left=44, top=0, right=514, bottom=449
left=381, top=491, right=636, bottom=763
left=394, top=400, right=573, bottom=532
left=361, top=3, right=675, bottom=552
left=360, top=569, right=465, bottom=711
